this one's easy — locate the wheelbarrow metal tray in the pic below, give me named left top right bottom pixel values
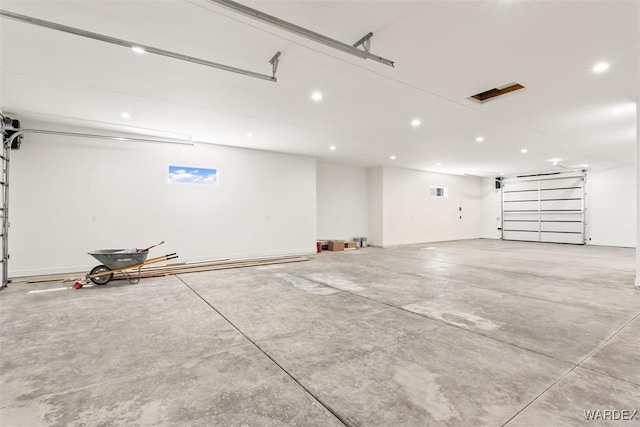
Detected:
left=88, top=249, right=149, bottom=270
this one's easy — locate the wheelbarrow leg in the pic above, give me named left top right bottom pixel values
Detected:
left=122, top=266, right=142, bottom=284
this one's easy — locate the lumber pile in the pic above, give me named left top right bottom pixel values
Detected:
left=118, top=255, right=309, bottom=280
left=18, top=255, right=310, bottom=284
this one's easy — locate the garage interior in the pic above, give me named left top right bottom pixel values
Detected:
left=0, top=1, right=639, bottom=426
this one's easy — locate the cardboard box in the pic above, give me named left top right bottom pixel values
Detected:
left=328, top=240, right=345, bottom=251
left=347, top=241, right=357, bottom=249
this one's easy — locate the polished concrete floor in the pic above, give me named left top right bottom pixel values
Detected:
left=1, top=239, right=638, bottom=426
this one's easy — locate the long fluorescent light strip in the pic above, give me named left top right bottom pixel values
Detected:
left=206, top=0, right=395, bottom=67
left=0, top=10, right=277, bottom=82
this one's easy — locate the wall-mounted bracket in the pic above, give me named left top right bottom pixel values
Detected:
left=353, top=32, right=373, bottom=54
left=269, top=51, right=281, bottom=80
left=206, top=0, right=395, bottom=67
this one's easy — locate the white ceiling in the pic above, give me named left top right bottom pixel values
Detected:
left=1, top=0, right=638, bottom=176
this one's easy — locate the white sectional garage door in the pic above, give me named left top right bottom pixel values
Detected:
left=502, top=171, right=586, bottom=244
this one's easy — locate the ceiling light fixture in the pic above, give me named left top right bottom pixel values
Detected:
left=547, top=158, right=562, bottom=165
left=121, top=112, right=130, bottom=119
left=329, top=145, right=336, bottom=151
left=476, top=137, right=484, bottom=143
left=520, top=148, right=528, bottom=154
left=131, top=46, right=145, bottom=54
left=246, top=132, right=253, bottom=137
left=611, top=104, right=636, bottom=115
left=592, top=62, right=610, bottom=73
left=311, top=91, right=323, bottom=101
left=436, top=162, right=442, bottom=166
left=411, top=119, right=421, bottom=127
left=390, top=155, right=396, bottom=160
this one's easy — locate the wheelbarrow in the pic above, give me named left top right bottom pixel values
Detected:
left=84, top=241, right=178, bottom=286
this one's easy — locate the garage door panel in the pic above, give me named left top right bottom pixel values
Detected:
left=540, top=232, right=584, bottom=244
left=540, top=199, right=583, bottom=211
left=541, top=222, right=583, bottom=233
left=503, top=190, right=539, bottom=201
left=503, top=231, right=539, bottom=241
left=502, top=181, right=539, bottom=192
left=541, top=188, right=583, bottom=199
left=504, top=213, right=540, bottom=221
left=540, top=177, right=583, bottom=189
left=503, top=221, right=539, bottom=232
left=504, top=200, right=539, bottom=211
left=540, top=212, right=583, bottom=222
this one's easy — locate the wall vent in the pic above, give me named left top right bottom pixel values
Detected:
left=471, top=83, right=525, bottom=103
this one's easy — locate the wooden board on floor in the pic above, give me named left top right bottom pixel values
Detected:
left=20, top=256, right=309, bottom=284
left=113, top=256, right=310, bottom=281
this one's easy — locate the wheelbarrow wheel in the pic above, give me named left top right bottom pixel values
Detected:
left=89, top=265, right=113, bottom=285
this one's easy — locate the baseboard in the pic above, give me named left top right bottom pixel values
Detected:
left=380, top=237, right=484, bottom=248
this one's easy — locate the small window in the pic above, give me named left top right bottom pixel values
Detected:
left=430, top=186, right=448, bottom=197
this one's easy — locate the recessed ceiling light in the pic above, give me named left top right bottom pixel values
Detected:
left=592, top=62, right=609, bottom=73
left=547, top=158, right=562, bottom=165
left=500, top=172, right=505, bottom=176
left=411, top=119, right=421, bottom=127
left=246, top=132, right=253, bottom=137
left=611, top=104, right=636, bottom=115
left=436, top=162, right=442, bottom=166
left=520, top=148, right=528, bottom=154
left=311, top=91, right=323, bottom=101
left=115, top=137, right=127, bottom=141
left=390, top=155, right=396, bottom=160
left=121, top=112, right=130, bottom=119
left=131, top=46, right=146, bottom=54
left=329, top=145, right=336, bottom=151
left=476, top=137, right=484, bottom=143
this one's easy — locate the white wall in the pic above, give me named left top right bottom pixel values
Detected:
left=316, top=162, right=368, bottom=240
left=367, top=167, right=384, bottom=246
left=9, top=123, right=317, bottom=276
left=480, top=178, right=502, bottom=239
left=379, top=167, right=484, bottom=246
left=587, top=163, right=637, bottom=247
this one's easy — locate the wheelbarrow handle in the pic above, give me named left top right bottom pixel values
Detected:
left=137, top=241, right=165, bottom=253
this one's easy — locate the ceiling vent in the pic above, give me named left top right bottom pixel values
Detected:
left=471, top=83, right=525, bottom=103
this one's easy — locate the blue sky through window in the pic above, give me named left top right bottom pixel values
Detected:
left=168, top=165, right=218, bottom=185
